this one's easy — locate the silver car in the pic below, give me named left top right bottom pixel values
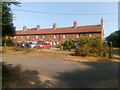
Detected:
left=29, top=43, right=37, bottom=48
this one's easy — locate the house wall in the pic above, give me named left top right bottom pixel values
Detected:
left=13, top=33, right=102, bottom=45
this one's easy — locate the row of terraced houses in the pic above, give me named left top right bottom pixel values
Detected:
left=12, top=18, right=104, bottom=46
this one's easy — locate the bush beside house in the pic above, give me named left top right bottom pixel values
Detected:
left=75, top=36, right=109, bottom=57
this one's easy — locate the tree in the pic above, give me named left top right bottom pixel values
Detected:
left=105, top=31, right=120, bottom=47
left=0, top=1, right=20, bottom=37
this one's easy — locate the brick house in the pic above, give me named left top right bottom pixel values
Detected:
left=13, top=18, right=104, bottom=46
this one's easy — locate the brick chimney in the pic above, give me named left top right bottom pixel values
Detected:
left=101, top=18, right=104, bottom=27
left=36, top=25, right=40, bottom=30
left=101, top=17, right=104, bottom=42
left=23, top=26, right=27, bottom=31
left=73, top=21, right=78, bottom=28
left=53, top=23, right=57, bottom=29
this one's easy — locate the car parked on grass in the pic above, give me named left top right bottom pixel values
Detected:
left=29, top=43, right=38, bottom=48
left=36, top=42, right=51, bottom=49
left=21, top=42, right=32, bottom=47
left=13, top=42, right=21, bottom=47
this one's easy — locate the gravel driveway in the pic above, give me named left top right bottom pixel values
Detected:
left=2, top=54, right=119, bottom=88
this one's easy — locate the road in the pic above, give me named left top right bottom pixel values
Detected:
left=2, top=54, right=119, bottom=88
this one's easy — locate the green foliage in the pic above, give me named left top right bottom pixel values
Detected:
left=37, top=40, right=44, bottom=43
left=106, top=31, right=120, bottom=47
left=2, top=37, right=13, bottom=46
left=75, top=36, right=109, bottom=57
left=1, top=2, right=20, bottom=37
left=75, top=45, right=91, bottom=56
left=61, top=39, right=74, bottom=50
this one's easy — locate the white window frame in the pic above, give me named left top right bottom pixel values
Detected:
left=63, top=35, right=66, bottom=39
left=77, top=34, right=80, bottom=38
left=36, top=35, right=38, bottom=39
left=14, top=36, right=16, bottom=39
left=43, top=35, right=45, bottom=39
left=89, top=34, right=92, bottom=37
left=54, top=35, right=56, bottom=39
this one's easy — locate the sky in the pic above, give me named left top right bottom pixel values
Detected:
left=11, top=2, right=118, bottom=37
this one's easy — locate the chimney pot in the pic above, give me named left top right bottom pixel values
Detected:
left=23, top=26, right=27, bottom=31
left=37, top=25, right=40, bottom=30
left=53, top=23, right=57, bottom=29
left=73, top=21, right=78, bottom=28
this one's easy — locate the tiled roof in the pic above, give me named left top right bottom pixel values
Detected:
left=16, top=25, right=102, bottom=35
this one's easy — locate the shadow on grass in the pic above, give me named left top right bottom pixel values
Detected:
left=54, top=61, right=119, bottom=88
left=2, top=62, right=47, bottom=88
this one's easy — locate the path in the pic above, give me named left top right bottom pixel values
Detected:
left=2, top=54, right=119, bottom=88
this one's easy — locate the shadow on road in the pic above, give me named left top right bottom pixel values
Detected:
left=2, top=62, right=47, bottom=88
left=54, top=61, right=119, bottom=88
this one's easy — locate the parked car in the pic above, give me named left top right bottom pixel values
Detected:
left=13, top=42, right=21, bottom=47
left=36, top=42, right=51, bottom=49
left=21, top=42, right=32, bottom=47
left=29, top=43, right=38, bottom=48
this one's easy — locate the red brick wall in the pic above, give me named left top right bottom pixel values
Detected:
left=13, top=33, right=102, bottom=44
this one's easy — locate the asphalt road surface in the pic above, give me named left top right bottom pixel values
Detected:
left=2, top=54, right=119, bottom=88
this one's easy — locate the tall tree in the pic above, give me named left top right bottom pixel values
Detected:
left=0, top=1, right=20, bottom=37
left=105, top=30, right=120, bottom=47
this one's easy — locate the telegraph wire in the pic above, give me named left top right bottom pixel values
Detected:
left=12, top=8, right=118, bottom=16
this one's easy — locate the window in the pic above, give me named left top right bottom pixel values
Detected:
left=77, top=34, right=80, bottom=38
left=27, top=36, right=29, bottom=39
left=14, top=36, right=16, bottom=39
left=21, top=36, right=23, bottom=39
left=54, top=35, right=56, bottom=39
left=89, top=34, right=92, bottom=37
left=43, top=35, right=45, bottom=39
left=36, top=35, right=38, bottom=39
left=63, top=35, right=66, bottom=39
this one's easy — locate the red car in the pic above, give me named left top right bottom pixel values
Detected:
left=36, top=43, right=51, bottom=49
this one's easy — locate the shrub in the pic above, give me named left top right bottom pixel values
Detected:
left=75, top=45, right=91, bottom=56
left=61, top=39, right=74, bottom=50
left=58, top=45, right=63, bottom=50
left=37, top=40, right=44, bottom=43
left=75, top=36, right=109, bottom=57
left=2, top=37, right=13, bottom=46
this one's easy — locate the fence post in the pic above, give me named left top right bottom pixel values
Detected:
left=109, top=42, right=113, bottom=59
left=61, top=46, right=63, bottom=51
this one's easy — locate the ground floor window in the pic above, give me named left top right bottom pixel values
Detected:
left=14, top=36, right=16, bottom=39
left=77, top=34, right=80, bottom=38
left=43, top=35, right=46, bottom=39
left=21, top=36, right=23, bottom=39
left=27, top=36, right=29, bottom=39
left=36, top=35, right=38, bottom=39
left=63, top=35, right=66, bottom=39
